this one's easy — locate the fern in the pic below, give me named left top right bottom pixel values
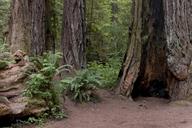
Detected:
left=61, top=70, right=101, bottom=103
left=25, top=52, right=66, bottom=115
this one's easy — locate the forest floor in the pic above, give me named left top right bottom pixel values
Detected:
left=25, top=90, right=192, bottom=128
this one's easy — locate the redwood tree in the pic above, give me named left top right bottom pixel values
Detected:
left=61, top=0, right=86, bottom=69
left=118, top=0, right=192, bottom=100
left=8, top=0, right=31, bottom=54
left=8, top=0, right=55, bottom=55
left=31, top=0, right=46, bottom=55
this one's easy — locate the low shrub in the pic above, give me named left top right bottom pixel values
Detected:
left=60, top=70, right=101, bottom=103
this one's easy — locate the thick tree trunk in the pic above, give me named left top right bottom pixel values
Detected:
left=164, top=0, right=192, bottom=100
left=8, top=0, right=54, bottom=55
left=61, top=0, right=86, bottom=70
left=8, top=0, right=31, bottom=54
left=119, top=0, right=192, bottom=100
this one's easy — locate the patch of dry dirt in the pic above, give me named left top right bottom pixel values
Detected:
left=28, top=90, right=192, bottom=128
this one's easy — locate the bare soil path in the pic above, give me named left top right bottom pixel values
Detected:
left=31, top=90, right=192, bottom=128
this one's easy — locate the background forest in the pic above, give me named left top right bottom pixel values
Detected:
left=0, top=0, right=132, bottom=88
left=0, top=0, right=132, bottom=125
left=1, top=0, right=192, bottom=128
left=0, top=0, right=131, bottom=59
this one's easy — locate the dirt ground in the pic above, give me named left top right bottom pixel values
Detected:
left=28, top=90, right=192, bottom=128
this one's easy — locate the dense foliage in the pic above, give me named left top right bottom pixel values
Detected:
left=88, top=58, right=121, bottom=88
left=0, top=0, right=132, bottom=103
left=60, top=58, right=121, bottom=102
left=0, top=0, right=132, bottom=63
left=0, top=0, right=132, bottom=125
left=86, top=0, right=132, bottom=62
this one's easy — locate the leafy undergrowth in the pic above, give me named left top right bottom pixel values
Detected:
left=60, top=58, right=121, bottom=103
left=22, top=52, right=67, bottom=126
left=12, top=53, right=121, bottom=126
left=88, top=58, right=121, bottom=89
left=60, top=70, right=101, bottom=103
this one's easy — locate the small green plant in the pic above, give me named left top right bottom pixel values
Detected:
left=25, top=52, right=66, bottom=119
left=14, top=113, right=48, bottom=128
left=27, top=117, right=45, bottom=125
left=50, top=106, right=67, bottom=120
left=25, top=52, right=61, bottom=106
left=25, top=73, right=51, bottom=99
left=61, top=70, right=101, bottom=103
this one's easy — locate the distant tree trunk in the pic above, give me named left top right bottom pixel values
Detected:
left=8, top=0, right=55, bottom=55
left=61, top=0, right=86, bottom=69
left=31, top=0, right=46, bottom=55
left=111, top=0, right=118, bottom=50
left=45, top=0, right=57, bottom=53
left=118, top=0, right=192, bottom=100
left=111, top=0, right=118, bottom=23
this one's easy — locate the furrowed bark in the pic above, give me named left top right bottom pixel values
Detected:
left=61, top=0, right=86, bottom=70
left=164, top=0, right=192, bottom=100
left=31, top=0, right=46, bottom=55
left=8, top=0, right=31, bottom=54
left=8, top=0, right=55, bottom=56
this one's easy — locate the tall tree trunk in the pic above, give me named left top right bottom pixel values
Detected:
left=118, top=0, right=192, bottom=100
left=8, top=0, right=31, bottom=54
left=61, top=0, right=86, bottom=70
left=8, top=0, right=55, bottom=55
left=31, top=0, right=46, bottom=55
